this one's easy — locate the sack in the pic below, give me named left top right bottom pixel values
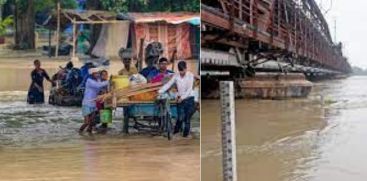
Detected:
left=129, top=74, right=147, bottom=86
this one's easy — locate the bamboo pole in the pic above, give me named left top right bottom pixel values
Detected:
left=101, top=86, right=160, bottom=102
left=102, top=86, right=162, bottom=101
left=97, top=82, right=163, bottom=101
left=138, top=38, right=145, bottom=71
left=48, top=28, right=52, bottom=57
left=55, top=1, right=60, bottom=57
left=72, top=18, right=76, bottom=60
left=74, top=20, right=127, bottom=24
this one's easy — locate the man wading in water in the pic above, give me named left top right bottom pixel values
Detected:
left=158, top=61, right=197, bottom=138
left=79, top=68, right=109, bottom=134
left=27, top=60, right=54, bottom=104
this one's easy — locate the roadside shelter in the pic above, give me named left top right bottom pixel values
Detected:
left=46, top=10, right=199, bottom=63
left=124, top=12, right=200, bottom=60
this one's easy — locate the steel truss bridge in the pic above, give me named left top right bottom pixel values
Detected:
left=201, top=0, right=352, bottom=77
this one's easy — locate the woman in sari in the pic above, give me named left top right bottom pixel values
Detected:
left=27, top=60, right=54, bottom=104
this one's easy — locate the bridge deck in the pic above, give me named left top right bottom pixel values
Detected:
left=201, top=0, right=351, bottom=73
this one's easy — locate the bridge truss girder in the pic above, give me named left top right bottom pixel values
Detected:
left=201, top=0, right=352, bottom=73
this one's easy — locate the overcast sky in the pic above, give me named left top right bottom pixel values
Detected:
left=316, top=0, right=367, bottom=68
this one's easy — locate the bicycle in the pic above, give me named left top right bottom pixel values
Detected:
left=156, top=94, right=173, bottom=140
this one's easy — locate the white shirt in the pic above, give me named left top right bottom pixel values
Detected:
left=158, top=71, right=195, bottom=100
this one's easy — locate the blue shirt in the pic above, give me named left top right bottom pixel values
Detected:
left=82, top=78, right=109, bottom=107
left=140, top=66, right=157, bottom=78
left=80, top=64, right=90, bottom=79
left=147, top=69, right=173, bottom=78
left=79, top=65, right=91, bottom=89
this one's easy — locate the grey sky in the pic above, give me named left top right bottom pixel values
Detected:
left=317, top=0, right=366, bottom=68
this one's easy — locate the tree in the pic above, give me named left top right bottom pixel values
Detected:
left=14, top=0, right=35, bottom=50
left=100, top=0, right=128, bottom=12
left=34, top=0, right=76, bottom=12
left=0, top=15, right=13, bottom=36
left=86, top=0, right=103, bottom=55
left=0, top=0, right=7, bottom=20
left=12, top=0, right=76, bottom=50
left=99, top=0, right=200, bottom=13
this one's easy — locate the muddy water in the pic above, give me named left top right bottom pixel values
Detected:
left=202, top=76, right=367, bottom=181
left=0, top=59, right=199, bottom=181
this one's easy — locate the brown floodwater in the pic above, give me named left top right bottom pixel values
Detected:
left=202, top=76, right=367, bottom=181
left=0, top=58, right=200, bottom=181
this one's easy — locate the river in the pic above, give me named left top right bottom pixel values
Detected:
left=0, top=59, right=200, bottom=181
left=202, top=76, right=367, bottom=181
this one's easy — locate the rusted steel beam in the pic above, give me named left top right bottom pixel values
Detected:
left=201, top=0, right=351, bottom=73
left=202, top=6, right=286, bottom=49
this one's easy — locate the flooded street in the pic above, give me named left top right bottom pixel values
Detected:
left=0, top=59, right=199, bottom=181
left=202, top=76, right=367, bottom=181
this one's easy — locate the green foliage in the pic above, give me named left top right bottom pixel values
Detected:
left=34, top=0, right=77, bottom=12
left=0, top=0, right=6, bottom=6
left=15, top=0, right=28, bottom=12
left=146, top=0, right=200, bottom=12
left=101, top=0, right=128, bottom=13
left=13, top=0, right=76, bottom=14
left=0, top=15, right=13, bottom=36
left=99, top=0, right=199, bottom=13
left=13, top=0, right=199, bottom=14
left=101, top=0, right=128, bottom=12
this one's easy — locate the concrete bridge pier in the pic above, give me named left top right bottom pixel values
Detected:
left=202, top=73, right=313, bottom=99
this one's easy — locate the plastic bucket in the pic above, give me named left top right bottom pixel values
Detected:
left=111, top=75, right=129, bottom=90
left=100, top=109, right=113, bottom=124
